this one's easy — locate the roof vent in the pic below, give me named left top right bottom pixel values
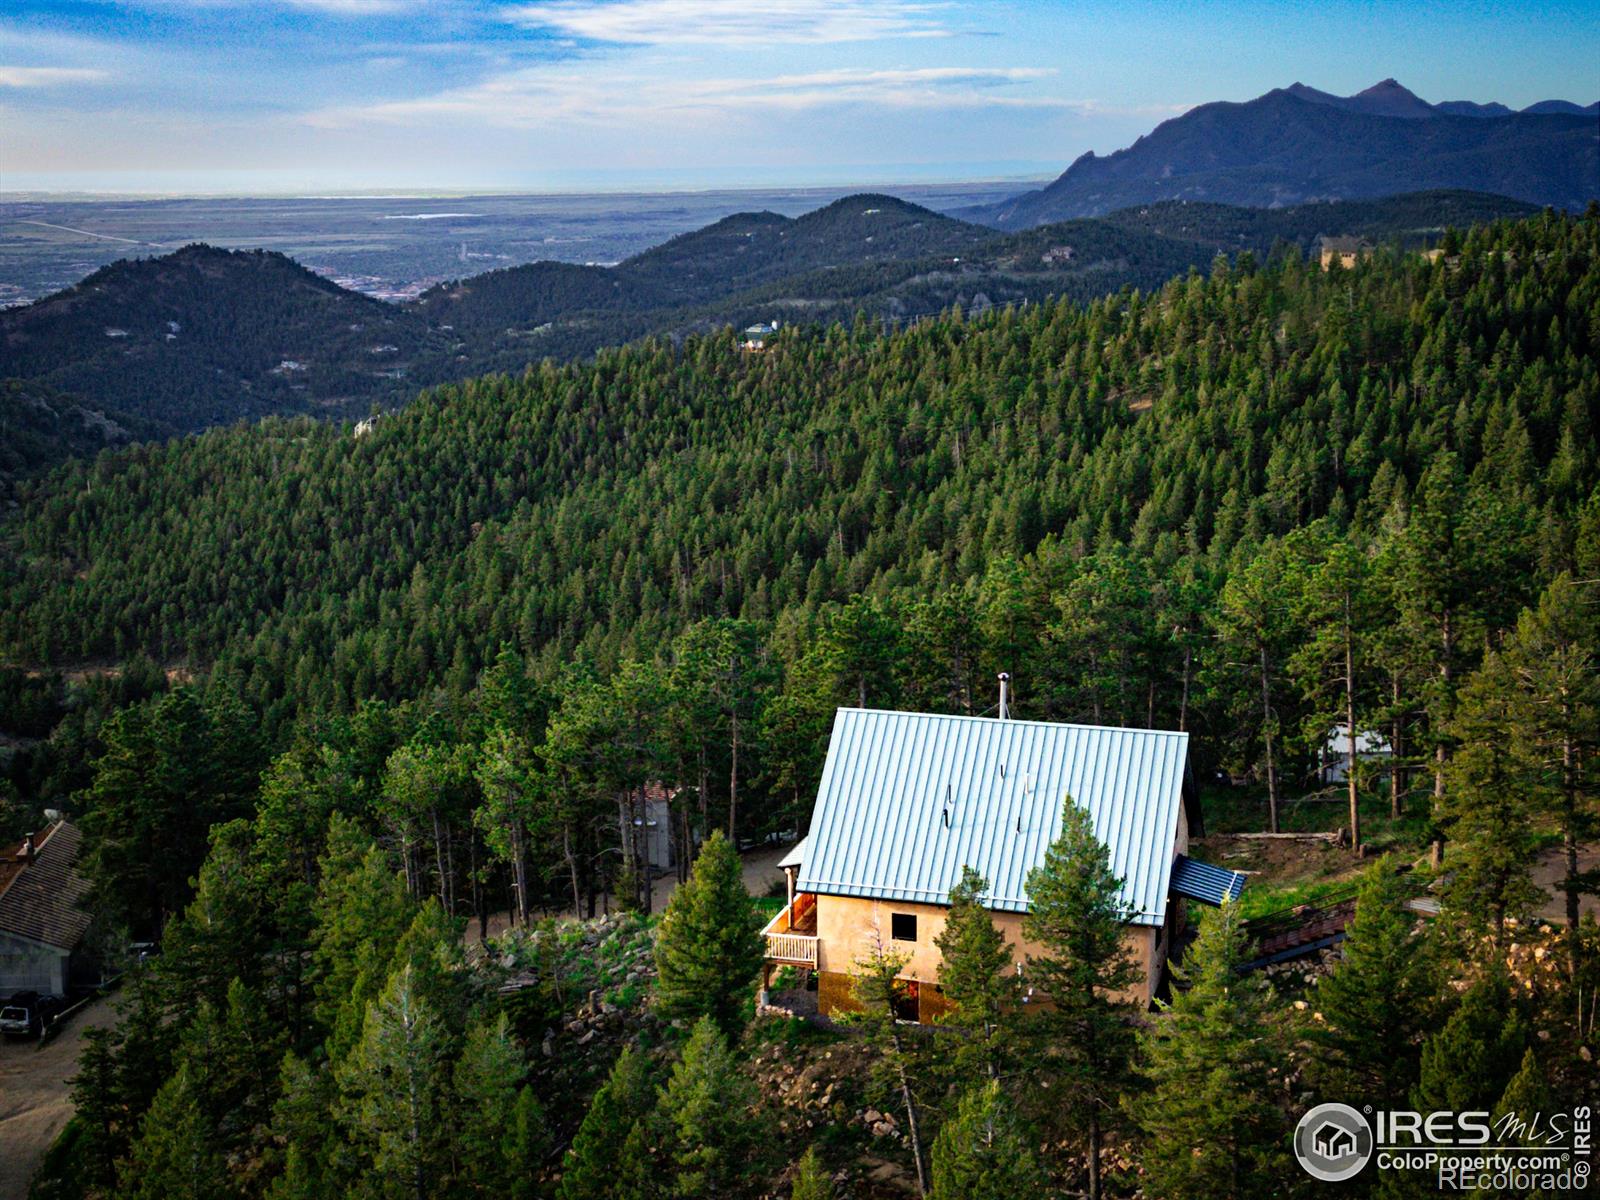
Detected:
left=997, top=672, right=1010, bottom=720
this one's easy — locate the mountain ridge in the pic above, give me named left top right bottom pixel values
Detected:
left=973, top=80, right=1599, bottom=229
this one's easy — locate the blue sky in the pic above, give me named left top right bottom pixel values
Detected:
left=2, top=0, right=1596, bottom=193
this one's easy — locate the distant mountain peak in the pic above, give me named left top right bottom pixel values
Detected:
left=973, top=79, right=1598, bottom=229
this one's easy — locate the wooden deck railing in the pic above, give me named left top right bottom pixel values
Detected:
left=764, top=931, right=819, bottom=966
left=762, top=893, right=818, bottom=965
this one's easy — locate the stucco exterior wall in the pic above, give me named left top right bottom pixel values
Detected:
left=812, top=892, right=1159, bottom=1015
left=799, top=807, right=1187, bottom=1020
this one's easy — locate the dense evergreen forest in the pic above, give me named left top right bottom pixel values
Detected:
left=2, top=190, right=1535, bottom=478
left=3, top=206, right=1599, bottom=1200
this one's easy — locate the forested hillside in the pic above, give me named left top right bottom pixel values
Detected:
left=5, top=207, right=1598, bottom=1200
left=2, top=191, right=1539, bottom=476
left=0, top=245, right=444, bottom=435
left=0, top=379, right=160, bottom=497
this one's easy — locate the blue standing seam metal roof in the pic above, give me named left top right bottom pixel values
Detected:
left=794, top=708, right=1190, bottom=927
left=1169, top=854, right=1246, bottom=906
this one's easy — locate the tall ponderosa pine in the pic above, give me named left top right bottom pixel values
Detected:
left=660, top=1016, right=756, bottom=1199
left=653, top=829, right=764, bottom=1035
left=79, top=686, right=262, bottom=935
left=334, top=963, right=453, bottom=1200
left=1412, top=971, right=1529, bottom=1114
left=1207, top=541, right=1297, bottom=832
left=1442, top=651, right=1544, bottom=945
left=852, top=939, right=931, bottom=1197
left=928, top=1081, right=1045, bottom=1200
left=558, top=1045, right=655, bottom=1200
left=1308, top=860, right=1438, bottom=1107
left=1127, top=901, right=1290, bottom=1200
left=117, top=1063, right=229, bottom=1200
left=933, top=866, right=1016, bottom=1081
left=1287, top=528, right=1382, bottom=853
left=1499, top=574, right=1600, bottom=971
left=309, top=814, right=415, bottom=1056
left=1021, top=797, right=1140, bottom=1200
left=474, top=724, right=541, bottom=926
left=454, top=1011, right=542, bottom=1197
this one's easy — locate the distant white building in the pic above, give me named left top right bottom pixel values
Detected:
left=1319, top=724, right=1392, bottom=785
left=740, top=320, right=780, bottom=351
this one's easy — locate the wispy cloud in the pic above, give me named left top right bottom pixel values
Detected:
left=0, top=65, right=110, bottom=88
left=311, top=62, right=1062, bottom=128
left=501, top=0, right=953, bottom=45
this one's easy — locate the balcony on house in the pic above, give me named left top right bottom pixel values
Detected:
left=761, top=890, right=818, bottom=967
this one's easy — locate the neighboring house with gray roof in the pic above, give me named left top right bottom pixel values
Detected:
left=0, top=820, right=94, bottom=996
left=760, top=707, right=1242, bottom=1022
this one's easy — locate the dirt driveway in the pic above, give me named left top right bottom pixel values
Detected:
left=1532, top=842, right=1600, bottom=924
left=0, top=996, right=115, bottom=1200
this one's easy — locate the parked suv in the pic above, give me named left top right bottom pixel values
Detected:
left=0, top=992, right=63, bottom=1039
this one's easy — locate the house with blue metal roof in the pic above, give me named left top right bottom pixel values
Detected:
left=760, top=707, right=1243, bottom=1021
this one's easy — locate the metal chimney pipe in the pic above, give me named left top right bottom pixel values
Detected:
left=998, top=672, right=1010, bottom=720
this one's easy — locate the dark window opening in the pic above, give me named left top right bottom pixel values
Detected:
left=893, top=979, right=920, bottom=1023
left=891, top=913, right=917, bottom=942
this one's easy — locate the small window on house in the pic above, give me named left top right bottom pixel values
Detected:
left=890, top=913, right=918, bottom=942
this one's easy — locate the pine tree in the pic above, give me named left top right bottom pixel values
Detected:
left=1413, top=972, right=1528, bottom=1114
left=1207, top=540, right=1297, bottom=831
left=1309, top=860, right=1439, bottom=1107
left=660, top=1016, right=756, bottom=1199
left=454, top=1011, right=533, bottom=1196
left=1488, top=1048, right=1564, bottom=1200
left=173, top=977, right=284, bottom=1163
left=1442, top=652, right=1544, bottom=946
left=310, top=813, right=414, bottom=1057
left=503, top=1086, right=551, bottom=1200
left=1498, top=574, right=1600, bottom=973
left=653, top=830, right=764, bottom=1035
left=933, top=866, right=1016, bottom=1081
left=1020, top=797, right=1141, bottom=1199
left=928, top=1081, right=1045, bottom=1200
left=790, top=1146, right=834, bottom=1200
left=474, top=725, right=541, bottom=926
left=267, top=1050, right=341, bottom=1200
left=265, top=1143, right=324, bottom=1200
left=1127, top=901, right=1290, bottom=1200
left=558, top=1045, right=655, bottom=1200
left=1287, top=529, right=1383, bottom=853
left=70, top=1026, right=129, bottom=1191
left=852, top=939, right=931, bottom=1196
left=118, top=1064, right=230, bottom=1200
left=608, top=1117, right=659, bottom=1200
left=334, top=962, right=453, bottom=1200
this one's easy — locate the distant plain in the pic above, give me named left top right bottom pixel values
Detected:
left=0, top=182, right=1030, bottom=308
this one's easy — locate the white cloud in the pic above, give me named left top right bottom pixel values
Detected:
left=310, top=62, right=1063, bottom=128
left=501, top=0, right=952, bottom=45
left=0, top=66, right=110, bottom=88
